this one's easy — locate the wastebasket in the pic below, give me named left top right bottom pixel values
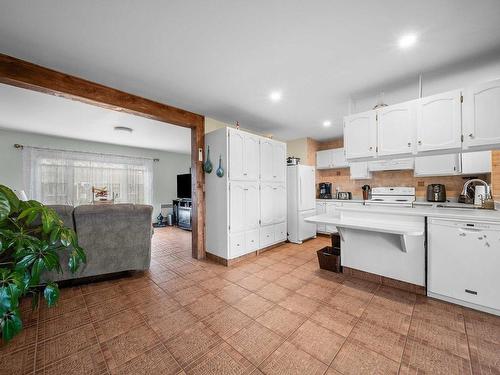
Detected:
left=316, top=233, right=342, bottom=273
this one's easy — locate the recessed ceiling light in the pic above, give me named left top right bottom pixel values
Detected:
left=398, top=33, right=418, bottom=49
left=323, top=120, right=332, bottom=127
left=269, top=90, right=282, bottom=102
left=114, top=126, right=133, bottom=133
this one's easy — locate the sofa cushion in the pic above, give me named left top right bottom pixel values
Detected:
left=72, top=204, right=153, bottom=279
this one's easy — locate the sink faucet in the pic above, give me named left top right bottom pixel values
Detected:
left=461, top=179, right=493, bottom=208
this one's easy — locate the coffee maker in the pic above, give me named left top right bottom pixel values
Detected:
left=318, top=182, right=333, bottom=199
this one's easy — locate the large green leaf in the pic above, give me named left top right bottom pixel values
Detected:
left=30, top=258, right=45, bottom=286
left=0, top=284, right=20, bottom=311
left=43, top=282, right=59, bottom=307
left=41, top=210, right=54, bottom=234
left=1, top=309, right=22, bottom=342
left=0, top=185, right=20, bottom=212
left=0, top=192, right=10, bottom=222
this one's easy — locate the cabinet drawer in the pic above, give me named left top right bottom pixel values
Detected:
left=230, top=233, right=246, bottom=258
left=246, top=229, right=259, bottom=252
left=260, top=225, right=275, bottom=247
left=274, top=222, right=287, bottom=242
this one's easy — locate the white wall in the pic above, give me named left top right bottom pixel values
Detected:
left=286, top=138, right=308, bottom=161
left=352, top=55, right=500, bottom=113
left=0, top=128, right=191, bottom=219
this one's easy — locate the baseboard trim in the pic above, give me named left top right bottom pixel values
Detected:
left=343, top=266, right=426, bottom=295
left=206, top=241, right=287, bottom=267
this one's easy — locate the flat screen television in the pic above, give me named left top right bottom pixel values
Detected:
left=177, top=173, right=191, bottom=198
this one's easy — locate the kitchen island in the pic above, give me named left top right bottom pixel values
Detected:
left=306, top=204, right=500, bottom=315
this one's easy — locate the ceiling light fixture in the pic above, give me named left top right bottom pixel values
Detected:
left=323, top=120, right=332, bottom=127
left=269, top=90, right=282, bottom=102
left=398, top=33, right=418, bottom=49
left=114, top=126, right=134, bottom=133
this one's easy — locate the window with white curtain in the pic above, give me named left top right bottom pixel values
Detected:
left=22, top=147, right=153, bottom=206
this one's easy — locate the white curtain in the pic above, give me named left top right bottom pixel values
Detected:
left=22, top=147, right=153, bottom=206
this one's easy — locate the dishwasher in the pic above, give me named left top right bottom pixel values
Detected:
left=428, top=218, right=500, bottom=315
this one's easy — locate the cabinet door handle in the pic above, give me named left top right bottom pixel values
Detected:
left=418, top=140, right=422, bottom=145
left=468, top=133, right=474, bottom=138
left=407, top=142, right=411, bottom=147
left=369, top=146, right=373, bottom=150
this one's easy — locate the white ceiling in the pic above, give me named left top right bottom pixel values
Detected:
left=0, top=84, right=191, bottom=153
left=1, top=1, right=500, bottom=140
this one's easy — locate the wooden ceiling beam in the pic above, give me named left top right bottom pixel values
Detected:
left=0, top=53, right=204, bottom=128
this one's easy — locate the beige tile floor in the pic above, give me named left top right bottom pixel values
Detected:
left=1, top=227, right=499, bottom=374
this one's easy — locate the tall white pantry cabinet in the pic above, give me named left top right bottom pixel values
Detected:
left=205, top=127, right=287, bottom=260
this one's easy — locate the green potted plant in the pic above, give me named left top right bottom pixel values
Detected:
left=0, top=185, right=86, bottom=342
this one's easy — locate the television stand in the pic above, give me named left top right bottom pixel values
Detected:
left=173, top=198, right=192, bottom=230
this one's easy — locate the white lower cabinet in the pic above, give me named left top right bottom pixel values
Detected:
left=245, top=229, right=260, bottom=252
left=260, top=183, right=286, bottom=226
left=260, top=221, right=287, bottom=248
left=230, top=233, right=246, bottom=258
left=260, top=225, right=275, bottom=247
left=325, top=202, right=342, bottom=233
left=316, top=202, right=326, bottom=233
left=274, top=222, right=287, bottom=242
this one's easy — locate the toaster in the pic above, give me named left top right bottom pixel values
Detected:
left=337, top=192, right=352, bottom=200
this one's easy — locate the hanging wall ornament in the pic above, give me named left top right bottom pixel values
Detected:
left=204, top=146, right=213, bottom=173
left=216, top=154, right=224, bottom=177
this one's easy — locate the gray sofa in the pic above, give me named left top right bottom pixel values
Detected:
left=43, top=204, right=153, bottom=282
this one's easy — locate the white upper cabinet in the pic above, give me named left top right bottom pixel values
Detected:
left=463, top=79, right=500, bottom=150
left=416, top=90, right=462, bottom=153
left=316, top=148, right=348, bottom=169
left=349, top=161, right=372, bottom=180
left=331, top=148, right=348, bottom=168
left=260, top=139, right=286, bottom=182
left=414, top=154, right=461, bottom=177
left=377, top=101, right=416, bottom=157
left=272, top=142, right=286, bottom=181
left=229, top=129, right=259, bottom=181
left=316, top=149, right=332, bottom=169
left=368, top=158, right=414, bottom=172
left=345, top=111, right=377, bottom=160
left=461, top=151, right=491, bottom=175
left=229, top=130, right=245, bottom=180
left=244, top=135, right=260, bottom=180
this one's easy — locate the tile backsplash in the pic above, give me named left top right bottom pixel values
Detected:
left=309, top=138, right=490, bottom=200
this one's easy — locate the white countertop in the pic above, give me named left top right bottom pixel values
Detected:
left=336, top=204, right=500, bottom=222
left=305, top=214, right=424, bottom=236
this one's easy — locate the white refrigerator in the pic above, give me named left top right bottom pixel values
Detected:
left=287, top=164, right=317, bottom=244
